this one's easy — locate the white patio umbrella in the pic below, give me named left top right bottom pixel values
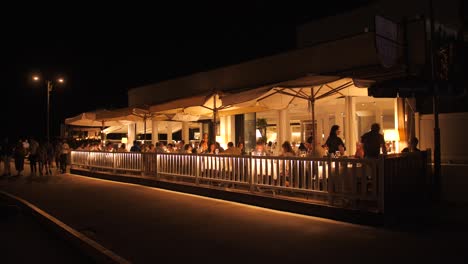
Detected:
left=149, top=92, right=227, bottom=143
left=102, top=120, right=185, bottom=135
left=96, top=106, right=167, bottom=142
left=65, top=111, right=123, bottom=127
left=221, top=76, right=370, bottom=153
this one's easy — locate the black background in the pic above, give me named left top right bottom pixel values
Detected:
left=1, top=1, right=373, bottom=140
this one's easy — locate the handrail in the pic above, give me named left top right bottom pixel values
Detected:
left=71, top=150, right=430, bottom=213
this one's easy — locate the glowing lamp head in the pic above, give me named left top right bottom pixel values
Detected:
left=384, top=129, right=400, bottom=142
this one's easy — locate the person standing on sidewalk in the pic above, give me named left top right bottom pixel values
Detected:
left=14, top=140, right=26, bottom=177
left=46, top=141, right=54, bottom=175
left=60, top=140, right=70, bottom=174
left=1, top=137, right=14, bottom=177
left=28, top=138, right=39, bottom=176
left=37, top=141, right=50, bottom=176
left=54, top=140, right=62, bottom=172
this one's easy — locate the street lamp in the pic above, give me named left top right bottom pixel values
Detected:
left=32, top=75, right=65, bottom=142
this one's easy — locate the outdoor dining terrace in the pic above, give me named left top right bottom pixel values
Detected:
left=70, top=150, right=431, bottom=214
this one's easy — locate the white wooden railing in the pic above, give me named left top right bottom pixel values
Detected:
left=71, top=150, right=431, bottom=213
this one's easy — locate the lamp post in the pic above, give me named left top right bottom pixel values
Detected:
left=33, top=76, right=64, bottom=142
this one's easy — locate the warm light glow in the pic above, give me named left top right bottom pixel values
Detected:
left=121, top=137, right=128, bottom=144
left=384, top=129, right=400, bottom=141
left=256, top=129, right=262, bottom=138
left=57, top=78, right=64, bottom=83
left=33, top=76, right=40, bottom=81
left=215, top=136, right=226, bottom=149
left=266, top=132, right=277, bottom=143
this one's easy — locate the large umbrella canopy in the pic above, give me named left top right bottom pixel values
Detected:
left=96, top=106, right=168, bottom=142
left=65, top=111, right=123, bottom=127
left=253, top=77, right=368, bottom=110
left=95, top=107, right=164, bottom=122
left=102, top=120, right=185, bottom=135
left=149, top=93, right=226, bottom=143
left=149, top=93, right=221, bottom=118
left=220, top=76, right=371, bottom=153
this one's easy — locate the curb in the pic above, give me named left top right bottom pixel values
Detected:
left=71, top=169, right=385, bottom=227
left=0, top=191, right=131, bottom=264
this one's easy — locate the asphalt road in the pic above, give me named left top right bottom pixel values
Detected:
left=0, top=171, right=467, bottom=264
left=0, top=199, right=93, bottom=264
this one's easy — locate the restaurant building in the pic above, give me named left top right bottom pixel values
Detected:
left=67, top=0, right=467, bottom=204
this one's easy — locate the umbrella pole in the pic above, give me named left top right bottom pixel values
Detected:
left=212, top=93, right=217, bottom=144
left=101, top=120, right=105, bottom=143
left=311, top=99, right=316, bottom=155
left=144, top=116, right=147, bottom=144
left=310, top=87, right=316, bottom=155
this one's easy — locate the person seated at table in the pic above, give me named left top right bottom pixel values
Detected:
left=177, top=140, right=185, bottom=153
left=237, top=142, right=246, bottom=155
left=337, top=144, right=346, bottom=157
left=183, top=144, right=193, bottom=154
left=105, top=142, right=114, bottom=152
left=166, top=143, right=175, bottom=153
left=130, top=140, right=141, bottom=152
left=198, top=139, right=208, bottom=153
left=265, top=141, right=273, bottom=155
left=278, top=141, right=295, bottom=187
left=223, top=142, right=241, bottom=155
left=402, top=137, right=420, bottom=153
left=304, top=136, right=322, bottom=157
left=155, top=142, right=164, bottom=153
left=117, top=143, right=127, bottom=152
left=207, top=142, right=217, bottom=154
left=279, top=141, right=295, bottom=157
left=147, top=143, right=156, bottom=153
left=215, top=142, right=225, bottom=153
left=354, top=142, right=364, bottom=158
left=252, top=140, right=267, bottom=156
left=297, top=142, right=308, bottom=156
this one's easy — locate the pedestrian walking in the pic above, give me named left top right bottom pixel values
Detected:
left=60, top=140, right=70, bottom=173
left=14, top=140, right=26, bottom=177
left=1, top=137, right=14, bottom=177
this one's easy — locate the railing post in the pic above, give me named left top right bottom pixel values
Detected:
left=195, top=154, right=200, bottom=185
left=155, top=153, right=160, bottom=180
left=378, top=155, right=385, bottom=213
left=249, top=154, right=254, bottom=192
left=327, top=157, right=333, bottom=206
left=140, top=153, right=144, bottom=177
left=85, top=151, right=89, bottom=170
left=112, top=153, right=116, bottom=174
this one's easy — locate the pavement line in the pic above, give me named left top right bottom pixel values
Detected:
left=0, top=190, right=132, bottom=264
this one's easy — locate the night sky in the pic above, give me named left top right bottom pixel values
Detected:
left=1, top=1, right=373, bottom=140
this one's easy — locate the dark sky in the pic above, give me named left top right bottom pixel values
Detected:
left=1, top=1, right=373, bottom=140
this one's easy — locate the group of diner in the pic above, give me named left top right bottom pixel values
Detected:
left=73, top=123, right=420, bottom=159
